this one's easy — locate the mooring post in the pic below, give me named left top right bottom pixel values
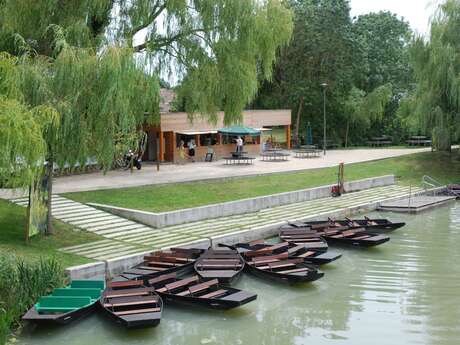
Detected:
left=408, top=184, right=412, bottom=208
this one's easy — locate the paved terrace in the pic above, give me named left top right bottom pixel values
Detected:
left=2, top=147, right=430, bottom=197
left=12, top=184, right=423, bottom=262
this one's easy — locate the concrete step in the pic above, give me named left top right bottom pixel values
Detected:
left=85, top=220, right=136, bottom=231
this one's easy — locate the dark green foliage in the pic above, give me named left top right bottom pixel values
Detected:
left=0, top=255, right=64, bottom=344
left=252, top=1, right=413, bottom=146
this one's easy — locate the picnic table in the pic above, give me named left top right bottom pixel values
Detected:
left=406, top=136, right=432, bottom=146
left=224, top=152, right=255, bottom=165
left=260, top=149, right=290, bottom=162
left=294, top=148, right=322, bottom=158
left=368, top=136, right=392, bottom=147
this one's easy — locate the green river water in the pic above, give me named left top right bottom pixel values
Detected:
left=18, top=204, right=460, bottom=345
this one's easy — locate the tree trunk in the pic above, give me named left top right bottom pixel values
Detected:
left=45, top=158, right=54, bottom=235
left=345, top=119, right=350, bottom=148
left=294, top=97, right=304, bottom=147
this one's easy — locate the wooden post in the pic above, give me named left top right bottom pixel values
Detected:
left=217, top=133, right=222, bottom=145
left=286, top=125, right=291, bottom=149
left=159, top=130, right=164, bottom=162
left=195, top=134, right=200, bottom=146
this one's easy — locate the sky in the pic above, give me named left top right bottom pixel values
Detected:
left=349, top=0, right=439, bottom=35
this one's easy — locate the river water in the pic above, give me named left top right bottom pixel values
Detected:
left=18, top=204, right=460, bottom=345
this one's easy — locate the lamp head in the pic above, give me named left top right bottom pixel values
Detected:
left=321, top=83, right=328, bottom=88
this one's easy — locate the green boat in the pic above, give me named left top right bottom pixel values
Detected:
left=22, top=280, right=105, bottom=325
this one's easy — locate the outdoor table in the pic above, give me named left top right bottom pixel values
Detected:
left=231, top=151, right=248, bottom=158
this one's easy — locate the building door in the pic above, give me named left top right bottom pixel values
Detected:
left=164, top=131, right=175, bottom=162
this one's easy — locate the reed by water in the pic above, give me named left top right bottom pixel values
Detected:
left=0, top=255, right=64, bottom=344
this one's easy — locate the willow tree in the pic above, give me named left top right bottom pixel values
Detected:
left=400, top=0, right=460, bottom=150
left=0, top=1, right=292, bottom=235
left=343, top=84, right=392, bottom=147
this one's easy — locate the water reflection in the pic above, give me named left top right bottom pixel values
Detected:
left=18, top=204, right=460, bottom=345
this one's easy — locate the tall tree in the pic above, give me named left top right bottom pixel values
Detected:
left=353, top=11, right=412, bottom=93
left=0, top=0, right=293, bottom=235
left=254, top=0, right=361, bottom=144
left=399, top=0, right=460, bottom=150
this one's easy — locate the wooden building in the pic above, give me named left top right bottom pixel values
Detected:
left=143, top=90, right=291, bottom=163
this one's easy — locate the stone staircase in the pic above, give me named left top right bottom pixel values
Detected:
left=10, top=184, right=423, bottom=261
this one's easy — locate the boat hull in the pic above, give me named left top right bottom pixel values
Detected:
left=22, top=303, right=96, bottom=325
left=245, top=264, right=324, bottom=284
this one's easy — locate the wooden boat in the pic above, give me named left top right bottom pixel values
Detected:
left=22, top=280, right=105, bottom=325
left=120, top=247, right=205, bottom=281
left=300, top=217, right=405, bottom=233
left=99, top=280, right=162, bottom=329
left=148, top=273, right=257, bottom=310
left=244, top=255, right=323, bottom=284
left=194, top=248, right=244, bottom=284
left=232, top=240, right=341, bottom=265
left=280, top=225, right=390, bottom=248
left=276, top=227, right=330, bottom=250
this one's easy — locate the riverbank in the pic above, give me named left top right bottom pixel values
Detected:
left=65, top=150, right=459, bottom=213
left=0, top=200, right=101, bottom=267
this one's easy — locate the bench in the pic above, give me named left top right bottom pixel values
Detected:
left=260, top=151, right=290, bottom=162
left=148, top=273, right=176, bottom=286
left=37, top=296, right=92, bottom=313
left=294, top=149, right=322, bottom=159
left=277, top=267, right=310, bottom=274
left=104, top=298, right=158, bottom=308
left=104, top=287, right=153, bottom=299
left=296, top=250, right=316, bottom=258
left=367, top=136, right=392, bottom=147
left=70, top=280, right=105, bottom=290
left=52, top=288, right=102, bottom=300
left=406, top=136, right=432, bottom=146
left=199, top=289, right=228, bottom=299
left=224, top=156, right=255, bottom=165
left=176, top=279, right=219, bottom=296
left=114, top=307, right=161, bottom=316
left=157, top=276, right=199, bottom=293
left=108, top=280, right=143, bottom=289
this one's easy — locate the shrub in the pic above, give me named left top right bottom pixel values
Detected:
left=0, top=255, right=64, bottom=344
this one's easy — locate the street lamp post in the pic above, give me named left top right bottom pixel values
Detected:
left=321, top=83, right=328, bottom=155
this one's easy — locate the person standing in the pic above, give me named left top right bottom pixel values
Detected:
left=236, top=136, right=243, bottom=154
left=188, top=139, right=196, bottom=162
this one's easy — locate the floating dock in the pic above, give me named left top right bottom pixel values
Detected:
left=378, top=195, right=457, bottom=213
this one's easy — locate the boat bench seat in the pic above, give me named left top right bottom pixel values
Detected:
left=176, top=279, right=219, bottom=296
left=52, top=288, right=102, bottom=300
left=37, top=296, right=91, bottom=313
left=108, top=280, right=143, bottom=289
left=114, top=307, right=161, bottom=316
left=157, top=276, right=199, bottom=293
left=277, top=267, right=310, bottom=274
left=296, top=251, right=316, bottom=258
left=104, top=287, right=153, bottom=299
left=104, top=298, right=158, bottom=308
left=199, top=289, right=228, bottom=299
left=287, top=245, right=306, bottom=254
left=199, top=270, right=238, bottom=278
left=200, top=259, right=241, bottom=264
left=351, top=235, right=371, bottom=240
left=197, top=263, right=242, bottom=269
left=149, top=273, right=176, bottom=286
left=70, top=280, right=105, bottom=290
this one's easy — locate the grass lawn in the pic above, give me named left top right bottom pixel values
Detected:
left=0, top=200, right=100, bottom=267
left=65, top=150, right=460, bottom=213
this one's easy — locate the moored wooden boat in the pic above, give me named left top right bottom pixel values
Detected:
left=299, top=217, right=405, bottom=233
left=148, top=273, right=257, bottom=310
left=120, top=247, right=205, bottom=281
left=22, top=280, right=105, bottom=325
left=99, top=280, right=162, bottom=329
left=280, top=225, right=390, bottom=247
left=245, top=254, right=323, bottom=284
left=194, top=248, right=244, bottom=284
left=233, top=240, right=341, bottom=265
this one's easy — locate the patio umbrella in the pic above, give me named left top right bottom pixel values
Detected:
left=218, top=125, right=261, bottom=136
left=306, top=122, right=313, bottom=145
